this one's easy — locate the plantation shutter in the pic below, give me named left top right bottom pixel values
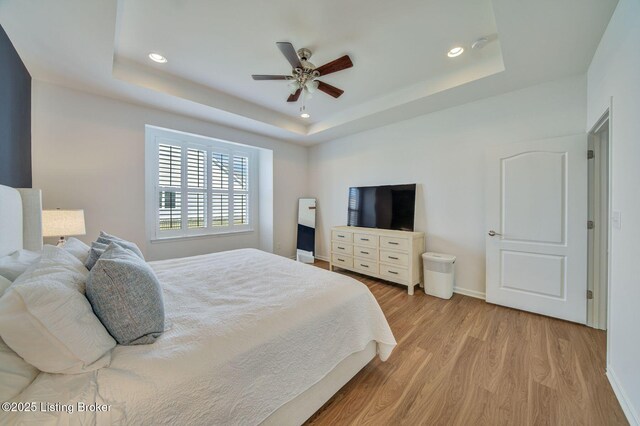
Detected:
left=233, top=155, right=249, bottom=225
left=187, top=148, right=207, bottom=229
left=211, top=152, right=230, bottom=227
left=158, top=144, right=182, bottom=231
left=154, top=136, right=253, bottom=239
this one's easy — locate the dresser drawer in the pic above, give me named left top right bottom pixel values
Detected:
left=380, top=236, right=409, bottom=251
left=332, top=242, right=353, bottom=255
left=332, top=254, right=353, bottom=269
left=354, top=259, right=378, bottom=275
left=353, top=246, right=377, bottom=260
left=380, top=265, right=409, bottom=282
left=353, top=233, right=377, bottom=247
left=380, top=250, right=409, bottom=267
left=332, top=230, right=353, bottom=243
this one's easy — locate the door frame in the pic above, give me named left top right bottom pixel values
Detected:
left=587, top=109, right=611, bottom=330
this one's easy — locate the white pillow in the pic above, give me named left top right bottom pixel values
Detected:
left=0, top=275, right=11, bottom=294
left=0, top=275, right=39, bottom=401
left=62, top=237, right=91, bottom=263
left=0, top=249, right=41, bottom=281
left=0, top=245, right=116, bottom=374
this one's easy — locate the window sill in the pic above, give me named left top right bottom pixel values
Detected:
left=150, top=229, right=255, bottom=244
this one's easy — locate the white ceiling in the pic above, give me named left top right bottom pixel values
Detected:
left=0, top=0, right=617, bottom=145
left=115, top=0, right=503, bottom=120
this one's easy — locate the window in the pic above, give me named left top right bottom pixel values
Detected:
left=146, top=127, right=257, bottom=240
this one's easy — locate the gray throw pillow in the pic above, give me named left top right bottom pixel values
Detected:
left=96, top=231, right=144, bottom=260
left=84, top=242, right=109, bottom=271
left=86, top=243, right=164, bottom=345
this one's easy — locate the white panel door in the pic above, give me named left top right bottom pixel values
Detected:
left=486, top=135, right=588, bottom=323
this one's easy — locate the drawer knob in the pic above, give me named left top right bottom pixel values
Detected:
left=361, top=238, right=369, bottom=241
left=388, top=242, right=399, bottom=245
left=337, top=258, right=345, bottom=262
left=361, top=251, right=369, bottom=255
left=388, top=256, right=399, bottom=260
left=338, top=246, right=345, bottom=250
left=360, top=264, right=369, bottom=268
left=388, top=270, right=398, bottom=275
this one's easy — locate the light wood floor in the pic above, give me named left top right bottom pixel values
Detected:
left=306, top=261, right=627, bottom=426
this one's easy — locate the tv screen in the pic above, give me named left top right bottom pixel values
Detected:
left=347, top=184, right=416, bottom=231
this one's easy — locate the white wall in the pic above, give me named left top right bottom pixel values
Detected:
left=309, top=75, right=587, bottom=297
left=587, top=0, right=640, bottom=423
left=31, top=81, right=308, bottom=260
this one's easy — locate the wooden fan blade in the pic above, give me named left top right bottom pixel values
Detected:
left=252, top=75, right=289, bottom=80
left=287, top=88, right=302, bottom=102
left=276, top=42, right=302, bottom=69
left=316, top=55, right=353, bottom=76
left=317, top=81, right=344, bottom=98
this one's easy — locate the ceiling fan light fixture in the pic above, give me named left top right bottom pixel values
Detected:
left=288, top=80, right=301, bottom=94
left=300, top=113, right=310, bottom=119
left=305, top=80, right=319, bottom=93
left=148, top=53, right=167, bottom=63
left=447, top=46, right=464, bottom=58
left=300, top=105, right=310, bottom=119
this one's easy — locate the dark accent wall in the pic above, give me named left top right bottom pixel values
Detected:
left=0, top=23, right=31, bottom=188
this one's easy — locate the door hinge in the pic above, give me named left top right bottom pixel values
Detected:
left=587, top=290, right=594, bottom=300
left=588, top=150, right=595, bottom=159
left=587, top=220, right=595, bottom=229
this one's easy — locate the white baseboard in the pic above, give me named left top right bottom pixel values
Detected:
left=316, top=255, right=486, bottom=300
left=607, top=365, right=639, bottom=426
left=453, top=286, right=486, bottom=300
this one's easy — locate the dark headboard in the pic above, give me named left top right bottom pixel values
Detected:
left=0, top=23, right=31, bottom=188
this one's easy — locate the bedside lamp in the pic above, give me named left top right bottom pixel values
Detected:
left=42, top=209, right=86, bottom=246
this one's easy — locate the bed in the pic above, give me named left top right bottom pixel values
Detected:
left=0, top=184, right=396, bottom=425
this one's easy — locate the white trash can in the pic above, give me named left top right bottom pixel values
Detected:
left=422, top=252, right=456, bottom=299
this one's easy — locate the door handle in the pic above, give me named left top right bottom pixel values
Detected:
left=488, top=230, right=502, bottom=237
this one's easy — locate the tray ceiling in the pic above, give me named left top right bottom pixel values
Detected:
left=0, top=0, right=618, bottom=144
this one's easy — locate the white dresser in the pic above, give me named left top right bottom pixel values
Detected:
left=330, top=226, right=425, bottom=295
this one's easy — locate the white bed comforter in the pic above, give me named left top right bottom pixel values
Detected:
left=4, top=249, right=395, bottom=425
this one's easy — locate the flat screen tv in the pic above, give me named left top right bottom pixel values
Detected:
left=347, top=184, right=416, bottom=231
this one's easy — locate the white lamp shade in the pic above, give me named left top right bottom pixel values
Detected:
left=42, top=210, right=86, bottom=237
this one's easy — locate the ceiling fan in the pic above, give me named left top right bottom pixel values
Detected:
left=252, top=42, right=353, bottom=103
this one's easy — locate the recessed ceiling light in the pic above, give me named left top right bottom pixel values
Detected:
left=148, top=53, right=167, bottom=63
left=447, top=47, right=464, bottom=58
left=300, top=113, right=310, bottom=119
